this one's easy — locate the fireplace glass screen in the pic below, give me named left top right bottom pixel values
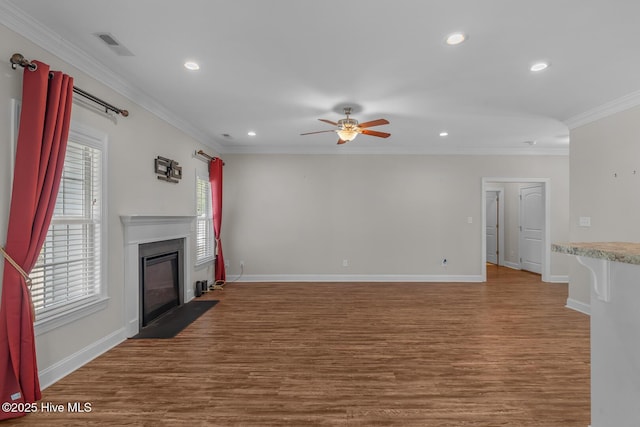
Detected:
left=141, top=252, right=179, bottom=326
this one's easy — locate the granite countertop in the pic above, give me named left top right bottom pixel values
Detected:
left=552, top=242, right=640, bottom=265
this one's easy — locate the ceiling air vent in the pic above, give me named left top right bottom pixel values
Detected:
left=94, top=32, right=134, bottom=56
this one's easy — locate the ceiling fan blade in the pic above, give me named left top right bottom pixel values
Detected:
left=300, top=130, right=337, bottom=136
left=360, top=129, right=391, bottom=138
left=318, top=119, right=339, bottom=126
left=337, top=139, right=348, bottom=145
left=358, top=118, right=389, bottom=129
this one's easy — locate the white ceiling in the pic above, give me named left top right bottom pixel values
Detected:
left=3, top=0, right=640, bottom=155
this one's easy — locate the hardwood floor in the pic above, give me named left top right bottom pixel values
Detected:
left=9, top=266, right=590, bottom=426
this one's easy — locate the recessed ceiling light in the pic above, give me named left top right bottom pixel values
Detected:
left=439, top=131, right=449, bottom=137
left=247, top=131, right=257, bottom=136
left=446, top=33, right=466, bottom=45
left=530, top=62, right=549, bottom=72
left=184, top=61, right=200, bottom=71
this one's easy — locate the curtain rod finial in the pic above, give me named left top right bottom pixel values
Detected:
left=10, top=53, right=24, bottom=70
left=10, top=53, right=25, bottom=64
left=10, top=53, right=36, bottom=70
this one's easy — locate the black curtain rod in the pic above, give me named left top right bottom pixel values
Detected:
left=10, top=53, right=129, bottom=117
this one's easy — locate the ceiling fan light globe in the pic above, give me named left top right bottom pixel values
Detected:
left=337, top=129, right=358, bottom=141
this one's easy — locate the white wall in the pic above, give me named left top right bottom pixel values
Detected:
left=0, top=23, right=217, bottom=385
left=568, top=104, right=640, bottom=309
left=223, top=154, right=570, bottom=281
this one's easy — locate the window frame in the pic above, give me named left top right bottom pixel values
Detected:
left=195, top=170, right=215, bottom=266
left=32, top=121, right=109, bottom=336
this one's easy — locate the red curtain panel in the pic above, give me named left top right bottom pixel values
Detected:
left=209, top=158, right=226, bottom=283
left=0, top=61, right=73, bottom=421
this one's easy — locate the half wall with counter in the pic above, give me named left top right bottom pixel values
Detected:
left=553, top=242, right=640, bottom=427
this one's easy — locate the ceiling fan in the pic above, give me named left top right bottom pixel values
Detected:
left=301, top=107, right=390, bottom=144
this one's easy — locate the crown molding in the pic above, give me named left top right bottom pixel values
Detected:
left=0, top=0, right=224, bottom=153
left=564, top=89, right=640, bottom=130
left=220, top=142, right=569, bottom=156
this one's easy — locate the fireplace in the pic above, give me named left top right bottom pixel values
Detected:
left=121, top=215, right=195, bottom=337
left=139, top=238, right=184, bottom=327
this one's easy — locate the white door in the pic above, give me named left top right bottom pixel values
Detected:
left=485, top=191, right=499, bottom=265
left=519, top=184, right=544, bottom=274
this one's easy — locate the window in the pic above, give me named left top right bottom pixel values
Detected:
left=196, top=173, right=214, bottom=265
left=30, top=124, right=106, bottom=325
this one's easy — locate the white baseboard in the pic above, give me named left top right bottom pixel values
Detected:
left=230, top=274, right=483, bottom=283
left=565, top=298, right=591, bottom=316
left=39, top=327, right=127, bottom=389
left=549, top=275, right=569, bottom=283
left=502, top=261, right=521, bottom=270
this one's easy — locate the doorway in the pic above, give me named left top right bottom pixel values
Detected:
left=485, top=188, right=504, bottom=266
left=481, top=178, right=551, bottom=282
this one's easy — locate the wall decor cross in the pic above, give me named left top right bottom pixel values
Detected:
left=155, top=156, right=182, bottom=183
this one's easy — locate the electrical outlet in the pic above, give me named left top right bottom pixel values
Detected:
left=240, top=260, right=245, bottom=268
left=342, top=259, right=349, bottom=267
left=224, top=260, right=230, bottom=268
left=441, top=258, right=448, bottom=267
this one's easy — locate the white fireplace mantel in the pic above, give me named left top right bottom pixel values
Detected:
left=120, top=215, right=196, bottom=337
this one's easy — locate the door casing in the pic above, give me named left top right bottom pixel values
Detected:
left=481, top=178, right=551, bottom=282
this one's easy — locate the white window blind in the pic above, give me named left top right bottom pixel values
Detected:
left=30, top=140, right=102, bottom=319
left=196, top=174, right=214, bottom=264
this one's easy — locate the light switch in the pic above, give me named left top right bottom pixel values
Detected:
left=579, top=216, right=591, bottom=227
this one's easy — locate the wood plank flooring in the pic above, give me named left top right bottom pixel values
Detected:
left=9, top=266, right=590, bottom=426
